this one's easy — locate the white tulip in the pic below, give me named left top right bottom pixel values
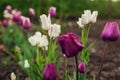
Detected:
left=89, top=11, right=98, bottom=23
left=10, top=72, right=16, bottom=80
left=3, top=10, right=13, bottom=19
left=28, top=35, right=38, bottom=46
left=40, top=14, right=51, bottom=30
left=48, top=24, right=61, bottom=38
left=81, top=14, right=89, bottom=25
left=38, top=35, right=48, bottom=48
left=28, top=32, right=48, bottom=49
left=84, top=10, right=91, bottom=21
left=77, top=18, right=84, bottom=28
left=77, top=10, right=98, bottom=28
left=24, top=59, right=30, bottom=68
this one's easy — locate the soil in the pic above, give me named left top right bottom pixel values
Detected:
left=0, top=19, right=120, bottom=80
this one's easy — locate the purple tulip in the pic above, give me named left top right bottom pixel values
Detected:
left=22, top=17, right=31, bottom=29
left=101, top=22, right=120, bottom=41
left=29, top=8, right=35, bottom=17
left=78, top=62, right=86, bottom=73
left=13, top=11, right=21, bottom=22
left=58, top=33, right=84, bottom=57
left=6, top=5, right=12, bottom=12
left=42, top=63, right=57, bottom=80
left=2, top=20, right=8, bottom=27
left=48, top=6, right=56, bottom=16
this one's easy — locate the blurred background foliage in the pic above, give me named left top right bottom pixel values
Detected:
left=0, top=0, right=120, bottom=19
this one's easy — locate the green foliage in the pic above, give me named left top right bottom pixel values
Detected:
left=1, top=0, right=120, bottom=19
left=0, top=25, right=36, bottom=60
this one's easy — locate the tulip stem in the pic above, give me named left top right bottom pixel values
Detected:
left=98, top=43, right=109, bottom=80
left=75, top=55, right=78, bottom=80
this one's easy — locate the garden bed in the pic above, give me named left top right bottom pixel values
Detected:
left=0, top=19, right=120, bottom=80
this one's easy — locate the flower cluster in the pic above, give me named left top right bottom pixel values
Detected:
left=77, top=10, right=98, bottom=28
left=40, top=14, right=61, bottom=39
left=28, top=32, right=48, bottom=49
left=2, top=5, right=35, bottom=29
left=3, top=4, right=120, bottom=80
left=26, top=7, right=61, bottom=80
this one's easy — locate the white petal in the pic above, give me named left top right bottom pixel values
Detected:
left=48, top=24, right=61, bottom=38
left=35, top=31, right=42, bottom=37
left=38, top=35, right=48, bottom=48
left=81, top=14, right=89, bottom=25
left=40, top=14, right=51, bottom=30
left=90, top=11, right=98, bottom=23
left=77, top=18, right=84, bottom=28
left=28, top=36, right=37, bottom=46
left=10, top=72, right=16, bottom=80
left=24, top=60, right=30, bottom=68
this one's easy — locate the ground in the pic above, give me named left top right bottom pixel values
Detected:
left=0, top=19, right=120, bottom=80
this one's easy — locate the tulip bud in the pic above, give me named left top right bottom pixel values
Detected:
left=10, top=72, right=16, bottom=80
left=42, top=63, right=57, bottom=80
left=22, top=17, right=31, bottom=29
left=2, top=20, right=8, bottom=27
left=101, top=22, right=120, bottom=41
left=58, top=33, right=84, bottom=57
left=29, top=8, right=35, bottom=17
left=24, top=59, right=30, bottom=68
left=48, top=6, right=56, bottom=16
left=78, top=62, right=86, bottom=73
left=6, top=5, right=12, bottom=12
left=13, top=11, right=21, bottom=22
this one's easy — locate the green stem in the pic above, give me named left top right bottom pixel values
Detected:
left=98, top=42, right=109, bottom=80
left=75, top=55, right=78, bottom=80
left=36, top=46, right=40, bottom=66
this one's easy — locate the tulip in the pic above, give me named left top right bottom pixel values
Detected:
left=29, top=8, right=35, bottom=17
left=78, top=62, right=86, bottom=73
left=42, top=63, right=57, bottom=80
left=3, top=10, right=13, bottom=19
left=48, top=24, right=61, bottom=38
left=77, top=10, right=98, bottom=28
left=77, top=18, right=84, bottom=28
left=40, top=14, right=51, bottom=30
left=13, top=11, right=21, bottom=22
left=10, top=72, right=16, bottom=80
left=2, top=20, right=8, bottom=27
left=81, top=14, right=89, bottom=25
left=84, top=10, right=91, bottom=17
left=58, top=33, right=84, bottom=57
left=89, top=11, right=98, bottom=23
left=101, top=22, right=120, bottom=41
left=6, top=5, right=12, bottom=12
left=11, top=9, right=17, bottom=15
left=24, top=59, right=30, bottom=68
left=22, top=17, right=31, bottom=29
left=48, top=6, right=56, bottom=16
left=28, top=32, right=48, bottom=49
